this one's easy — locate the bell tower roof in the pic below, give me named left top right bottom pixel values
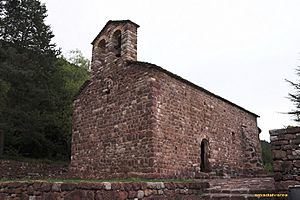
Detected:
left=91, top=20, right=139, bottom=45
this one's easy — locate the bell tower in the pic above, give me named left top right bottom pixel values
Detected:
left=91, top=20, right=139, bottom=74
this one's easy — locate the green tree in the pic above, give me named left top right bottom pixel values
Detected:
left=286, top=68, right=300, bottom=122
left=0, top=0, right=59, bottom=159
left=260, top=140, right=273, bottom=173
left=66, top=49, right=90, bottom=70
left=0, top=0, right=56, bottom=55
left=0, top=0, right=90, bottom=160
left=49, top=56, right=89, bottom=158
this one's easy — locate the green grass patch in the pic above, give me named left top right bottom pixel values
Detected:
left=0, top=155, right=69, bottom=165
left=0, top=177, right=193, bottom=183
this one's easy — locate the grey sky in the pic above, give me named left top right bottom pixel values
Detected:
left=40, top=0, right=300, bottom=141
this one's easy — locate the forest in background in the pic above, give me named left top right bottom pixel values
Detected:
left=0, top=0, right=89, bottom=160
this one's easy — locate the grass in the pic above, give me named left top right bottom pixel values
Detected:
left=0, top=177, right=194, bottom=183
left=0, top=155, right=69, bottom=165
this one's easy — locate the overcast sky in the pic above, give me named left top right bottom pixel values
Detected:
left=40, top=0, right=300, bottom=141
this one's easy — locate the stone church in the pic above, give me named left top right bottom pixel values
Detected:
left=70, top=20, right=264, bottom=179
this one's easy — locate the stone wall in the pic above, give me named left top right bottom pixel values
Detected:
left=70, top=60, right=158, bottom=179
left=0, top=181, right=208, bottom=200
left=0, top=160, right=68, bottom=180
left=146, top=62, right=264, bottom=178
left=270, top=127, right=300, bottom=191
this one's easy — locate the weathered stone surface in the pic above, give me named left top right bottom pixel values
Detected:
left=51, top=183, right=61, bottom=192
left=41, top=192, right=59, bottom=200
left=144, top=189, right=152, bottom=197
left=61, top=183, right=77, bottom=191
left=137, top=190, right=144, bottom=198
left=127, top=190, right=137, bottom=198
left=272, top=150, right=286, bottom=160
left=0, top=181, right=209, bottom=200
left=40, top=183, right=51, bottom=192
left=103, top=182, right=111, bottom=190
left=273, top=172, right=283, bottom=181
left=293, top=160, right=300, bottom=168
left=0, top=160, right=68, bottom=180
left=77, top=182, right=103, bottom=190
left=118, top=191, right=128, bottom=200
left=273, top=161, right=282, bottom=172
left=65, top=190, right=94, bottom=200
left=270, top=127, right=300, bottom=191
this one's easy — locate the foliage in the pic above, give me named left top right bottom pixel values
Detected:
left=260, top=140, right=273, bottom=173
left=0, top=0, right=57, bottom=55
left=65, top=49, right=90, bottom=70
left=0, top=0, right=89, bottom=160
left=286, top=66, right=300, bottom=122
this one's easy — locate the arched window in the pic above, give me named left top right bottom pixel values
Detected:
left=200, top=139, right=211, bottom=172
left=112, top=30, right=122, bottom=57
left=98, top=39, right=106, bottom=53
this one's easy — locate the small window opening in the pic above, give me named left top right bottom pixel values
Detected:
left=105, top=89, right=110, bottom=95
left=231, top=132, right=236, bottom=143
left=200, top=139, right=210, bottom=172
left=103, top=78, right=113, bottom=95
left=112, top=30, right=122, bottom=57
left=98, top=39, right=106, bottom=53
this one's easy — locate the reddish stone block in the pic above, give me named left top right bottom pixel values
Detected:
left=293, top=160, right=300, bottom=168
left=273, top=150, right=286, bottom=160
left=273, top=172, right=283, bottom=181
left=95, top=191, right=120, bottom=200
left=20, top=193, right=29, bottom=200
left=77, top=182, right=103, bottom=190
left=61, top=183, right=77, bottom=191
left=32, top=182, right=42, bottom=190
left=0, top=193, right=7, bottom=200
left=164, top=182, right=174, bottom=189
left=117, top=191, right=128, bottom=200
left=7, top=182, right=23, bottom=189
left=40, top=183, right=52, bottom=192
left=64, top=190, right=94, bottom=200
left=127, top=191, right=137, bottom=198
left=123, top=183, right=133, bottom=191
left=41, top=192, right=59, bottom=200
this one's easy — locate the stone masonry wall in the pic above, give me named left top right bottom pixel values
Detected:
left=0, top=181, right=209, bottom=200
left=146, top=63, right=264, bottom=178
left=0, top=160, right=68, bottom=180
left=70, top=60, right=158, bottom=179
left=270, top=127, right=300, bottom=191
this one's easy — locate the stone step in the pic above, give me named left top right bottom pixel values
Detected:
left=205, top=188, right=276, bottom=194
left=201, top=192, right=288, bottom=200
left=201, top=193, right=255, bottom=199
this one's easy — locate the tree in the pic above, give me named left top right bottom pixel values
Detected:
left=0, top=0, right=90, bottom=160
left=0, top=0, right=56, bottom=55
left=66, top=49, right=90, bottom=70
left=286, top=67, right=300, bottom=122
left=260, top=140, right=273, bottom=173
left=0, top=0, right=59, bottom=159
